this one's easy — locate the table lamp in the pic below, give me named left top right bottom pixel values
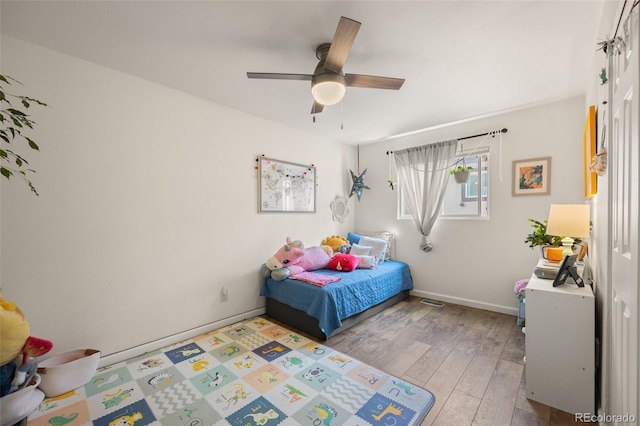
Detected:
left=545, top=204, right=591, bottom=257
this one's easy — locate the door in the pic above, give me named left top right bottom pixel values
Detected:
left=609, top=4, right=639, bottom=421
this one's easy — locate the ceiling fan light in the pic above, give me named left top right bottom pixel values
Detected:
left=311, top=74, right=346, bottom=106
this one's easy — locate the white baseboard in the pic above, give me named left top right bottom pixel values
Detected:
left=100, top=295, right=516, bottom=368
left=410, top=290, right=518, bottom=316
left=98, top=307, right=266, bottom=368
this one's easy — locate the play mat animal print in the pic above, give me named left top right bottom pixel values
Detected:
left=26, top=317, right=435, bottom=426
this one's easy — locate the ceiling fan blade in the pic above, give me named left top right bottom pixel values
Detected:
left=311, top=101, right=324, bottom=114
left=247, top=72, right=312, bottom=81
left=324, top=17, right=361, bottom=73
left=345, top=74, right=405, bottom=90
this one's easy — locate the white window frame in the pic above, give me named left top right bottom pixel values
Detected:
left=397, top=147, right=490, bottom=220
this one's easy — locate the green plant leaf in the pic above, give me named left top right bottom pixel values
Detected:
left=1, top=167, right=12, bottom=179
left=0, top=149, right=6, bottom=158
left=23, top=96, right=47, bottom=107
left=7, top=108, right=27, bottom=117
left=26, top=138, right=39, bottom=151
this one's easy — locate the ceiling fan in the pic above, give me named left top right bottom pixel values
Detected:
left=247, top=16, right=405, bottom=115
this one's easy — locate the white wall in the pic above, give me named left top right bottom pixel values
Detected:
left=0, top=37, right=355, bottom=363
left=354, top=97, right=586, bottom=314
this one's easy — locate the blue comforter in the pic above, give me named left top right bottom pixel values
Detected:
left=260, top=260, right=413, bottom=338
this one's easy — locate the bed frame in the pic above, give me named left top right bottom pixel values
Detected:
left=265, top=289, right=411, bottom=340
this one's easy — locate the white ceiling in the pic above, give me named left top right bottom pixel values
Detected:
left=1, top=1, right=605, bottom=144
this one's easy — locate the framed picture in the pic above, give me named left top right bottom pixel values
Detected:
left=258, top=157, right=316, bottom=213
left=583, top=105, right=597, bottom=199
left=512, top=156, right=552, bottom=196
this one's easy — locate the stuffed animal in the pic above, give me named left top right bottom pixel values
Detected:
left=321, top=235, right=349, bottom=253
left=328, top=253, right=358, bottom=272
left=514, top=279, right=529, bottom=296
left=0, top=292, right=53, bottom=397
left=260, top=237, right=332, bottom=281
left=338, top=244, right=351, bottom=254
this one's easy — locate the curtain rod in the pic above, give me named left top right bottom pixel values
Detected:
left=385, top=127, right=507, bottom=155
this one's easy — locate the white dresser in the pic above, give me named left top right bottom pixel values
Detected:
left=524, top=262, right=595, bottom=414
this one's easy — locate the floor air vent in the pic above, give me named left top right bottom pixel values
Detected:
left=420, top=299, right=445, bottom=307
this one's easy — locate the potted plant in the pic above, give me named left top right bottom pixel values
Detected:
left=450, top=164, right=473, bottom=184
left=524, top=219, right=562, bottom=248
left=525, top=218, right=582, bottom=261
left=0, top=74, right=47, bottom=195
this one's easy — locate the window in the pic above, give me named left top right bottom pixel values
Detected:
left=442, top=150, right=489, bottom=218
left=398, top=148, right=490, bottom=219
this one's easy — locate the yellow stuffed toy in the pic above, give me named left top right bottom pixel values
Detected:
left=321, top=235, right=349, bottom=253
left=0, top=293, right=30, bottom=370
left=0, top=291, right=52, bottom=396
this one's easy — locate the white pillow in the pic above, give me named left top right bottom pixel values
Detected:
left=349, top=243, right=372, bottom=256
left=354, top=255, right=377, bottom=269
left=358, top=236, right=388, bottom=264
left=359, top=231, right=394, bottom=260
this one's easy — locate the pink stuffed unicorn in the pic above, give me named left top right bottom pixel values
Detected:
left=260, top=237, right=332, bottom=281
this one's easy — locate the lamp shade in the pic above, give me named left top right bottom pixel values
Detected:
left=545, top=204, right=591, bottom=238
left=311, top=73, right=346, bottom=106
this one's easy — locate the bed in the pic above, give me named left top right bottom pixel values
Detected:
left=260, top=260, right=413, bottom=340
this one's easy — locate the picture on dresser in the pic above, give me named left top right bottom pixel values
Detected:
left=552, top=254, right=584, bottom=287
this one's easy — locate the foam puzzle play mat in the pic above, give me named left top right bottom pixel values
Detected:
left=27, top=317, right=435, bottom=425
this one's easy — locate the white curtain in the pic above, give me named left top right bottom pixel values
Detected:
left=394, top=140, right=458, bottom=252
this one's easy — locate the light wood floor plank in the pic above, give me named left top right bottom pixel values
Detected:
left=383, top=340, right=431, bottom=377
left=420, top=318, right=495, bottom=424
left=471, top=359, right=524, bottom=425
left=430, top=389, right=481, bottom=426
left=456, top=314, right=515, bottom=398
left=421, top=347, right=477, bottom=425
left=511, top=408, right=550, bottom=426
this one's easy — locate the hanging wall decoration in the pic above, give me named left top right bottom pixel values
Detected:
left=512, top=157, right=552, bottom=196
left=387, top=152, right=396, bottom=190
left=258, top=157, right=316, bottom=213
left=330, top=195, right=350, bottom=223
left=591, top=109, right=607, bottom=177
left=349, top=145, right=369, bottom=201
left=349, top=169, right=369, bottom=200
left=583, top=105, right=598, bottom=198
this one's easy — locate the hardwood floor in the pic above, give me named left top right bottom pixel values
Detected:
left=315, top=296, right=587, bottom=426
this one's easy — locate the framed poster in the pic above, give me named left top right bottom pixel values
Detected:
left=512, top=156, right=551, bottom=196
left=583, top=105, right=597, bottom=199
left=258, top=157, right=316, bottom=213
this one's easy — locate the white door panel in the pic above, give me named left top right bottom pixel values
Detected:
left=609, top=5, right=638, bottom=422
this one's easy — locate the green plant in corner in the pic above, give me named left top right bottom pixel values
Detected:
left=0, top=74, right=47, bottom=195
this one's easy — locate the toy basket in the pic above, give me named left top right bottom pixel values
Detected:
left=37, top=349, right=100, bottom=397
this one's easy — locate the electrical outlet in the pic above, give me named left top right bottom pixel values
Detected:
left=220, top=286, right=229, bottom=302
